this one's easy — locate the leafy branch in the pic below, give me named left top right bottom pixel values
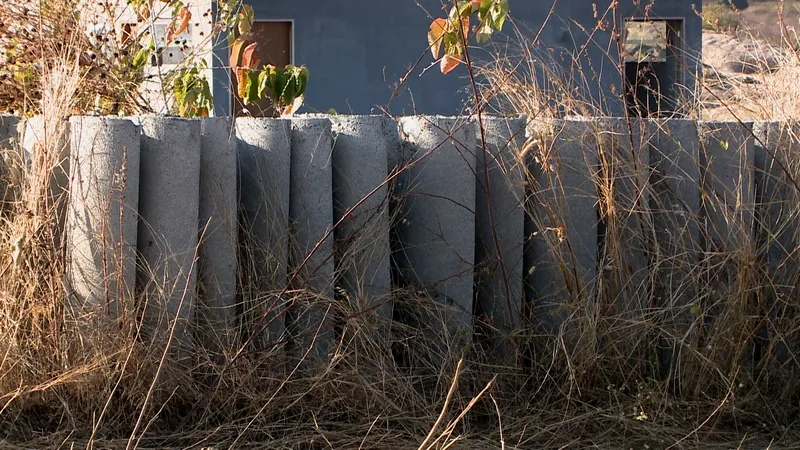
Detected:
left=228, top=5, right=309, bottom=116
left=428, top=0, right=509, bottom=74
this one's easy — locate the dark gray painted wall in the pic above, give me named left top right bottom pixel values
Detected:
left=212, top=0, right=701, bottom=116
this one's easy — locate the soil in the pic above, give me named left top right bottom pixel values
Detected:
left=700, top=0, right=800, bottom=120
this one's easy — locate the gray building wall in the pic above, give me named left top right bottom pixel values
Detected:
left=212, top=0, right=701, bottom=116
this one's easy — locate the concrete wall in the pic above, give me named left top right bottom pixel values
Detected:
left=0, top=116, right=20, bottom=203
left=72, top=0, right=702, bottom=116
left=0, top=116, right=18, bottom=149
left=211, top=0, right=701, bottom=116
left=37, top=114, right=793, bottom=372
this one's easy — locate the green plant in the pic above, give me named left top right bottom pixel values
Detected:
left=427, top=0, right=510, bottom=74
left=169, top=64, right=213, bottom=117
left=227, top=5, right=309, bottom=116
left=126, top=0, right=223, bottom=117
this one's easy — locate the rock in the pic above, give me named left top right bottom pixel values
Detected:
left=703, top=32, right=783, bottom=74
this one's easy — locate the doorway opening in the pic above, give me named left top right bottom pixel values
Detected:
left=230, top=20, right=293, bottom=117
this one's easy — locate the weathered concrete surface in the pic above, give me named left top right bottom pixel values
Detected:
left=137, top=116, right=201, bottom=348
left=474, top=116, right=525, bottom=359
left=753, top=121, right=800, bottom=291
left=289, top=117, right=335, bottom=364
left=649, top=119, right=701, bottom=377
left=0, top=115, right=18, bottom=148
left=21, top=116, right=71, bottom=189
left=331, top=116, right=393, bottom=323
left=525, top=119, right=598, bottom=335
left=651, top=119, right=702, bottom=309
left=697, top=121, right=755, bottom=368
left=0, top=115, right=20, bottom=204
left=397, top=116, right=477, bottom=345
left=20, top=116, right=71, bottom=244
left=698, top=122, right=754, bottom=253
left=235, top=118, right=291, bottom=348
left=595, top=118, right=653, bottom=315
left=198, top=117, right=238, bottom=352
left=66, top=117, right=140, bottom=319
left=753, top=121, right=800, bottom=392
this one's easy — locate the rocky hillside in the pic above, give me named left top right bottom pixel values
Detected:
left=701, top=31, right=799, bottom=120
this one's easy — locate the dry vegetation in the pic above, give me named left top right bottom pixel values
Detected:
left=700, top=0, right=800, bottom=120
left=2, top=1, right=800, bottom=449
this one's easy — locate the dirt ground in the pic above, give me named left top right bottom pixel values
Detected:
left=737, top=0, right=800, bottom=44
left=700, top=1, right=800, bottom=120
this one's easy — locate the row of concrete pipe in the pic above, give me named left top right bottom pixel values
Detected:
left=0, top=114, right=795, bottom=367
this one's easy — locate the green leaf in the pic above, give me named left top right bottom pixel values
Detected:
left=272, top=67, right=291, bottom=105
left=228, top=30, right=236, bottom=47
left=443, top=30, right=463, bottom=56
left=475, top=21, right=493, bottom=43
left=281, top=69, right=297, bottom=105
left=720, top=139, right=729, bottom=150
left=285, top=65, right=305, bottom=100
left=297, top=66, right=309, bottom=96
left=132, top=46, right=151, bottom=70
left=171, top=1, right=184, bottom=19
left=183, top=69, right=197, bottom=91
left=244, top=69, right=261, bottom=105
left=491, top=0, right=509, bottom=31
left=479, top=0, right=493, bottom=16
left=182, top=90, right=198, bottom=116
left=257, top=65, right=275, bottom=99
left=201, top=78, right=214, bottom=109
left=173, top=73, right=185, bottom=100
left=238, top=4, right=254, bottom=37
left=458, top=0, right=473, bottom=17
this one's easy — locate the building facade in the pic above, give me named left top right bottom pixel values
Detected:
left=113, top=0, right=702, bottom=117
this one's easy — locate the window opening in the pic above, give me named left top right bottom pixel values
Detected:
left=623, top=19, right=684, bottom=117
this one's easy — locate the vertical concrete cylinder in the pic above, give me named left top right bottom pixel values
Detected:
left=650, top=119, right=701, bottom=377
left=0, top=115, right=20, bottom=205
left=753, top=121, right=800, bottom=287
left=66, top=117, right=140, bottom=319
left=235, top=118, right=291, bottom=348
left=397, top=116, right=477, bottom=344
left=595, top=118, right=652, bottom=315
left=651, top=119, right=701, bottom=306
left=474, top=116, right=526, bottom=360
left=289, top=117, right=335, bottom=364
left=0, top=115, right=19, bottom=148
left=137, top=116, right=201, bottom=347
left=753, top=121, right=799, bottom=378
left=697, top=121, right=755, bottom=367
left=198, top=117, right=238, bottom=351
left=525, top=119, right=598, bottom=335
left=331, top=115, right=393, bottom=323
left=20, top=115, right=71, bottom=243
left=698, top=122, right=755, bottom=252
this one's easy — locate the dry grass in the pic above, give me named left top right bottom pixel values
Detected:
left=728, top=0, right=800, bottom=46
left=701, top=1, right=800, bottom=121
left=702, top=4, right=743, bottom=33
left=2, top=1, right=800, bottom=449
